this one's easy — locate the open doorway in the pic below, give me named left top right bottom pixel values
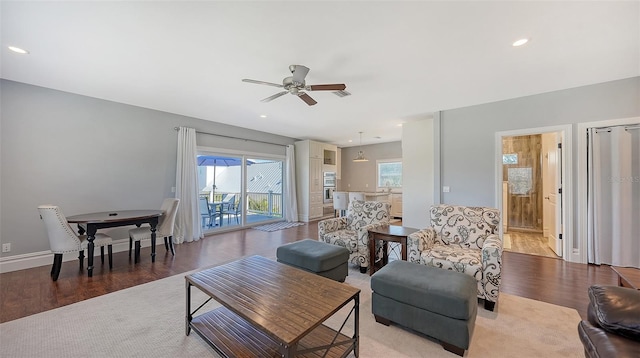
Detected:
left=496, top=125, right=572, bottom=261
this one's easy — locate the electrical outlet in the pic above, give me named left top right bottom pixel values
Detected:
left=2, top=243, right=10, bottom=253
left=171, top=186, right=176, bottom=193
left=443, top=186, right=450, bottom=193
left=365, top=183, right=369, bottom=188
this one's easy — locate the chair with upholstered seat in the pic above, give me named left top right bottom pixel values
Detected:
left=38, top=205, right=113, bottom=281
left=318, top=200, right=391, bottom=273
left=407, top=204, right=502, bottom=311
left=128, top=198, right=179, bottom=263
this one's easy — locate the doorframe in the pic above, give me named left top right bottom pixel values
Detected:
left=576, top=116, right=640, bottom=264
left=494, top=124, right=574, bottom=262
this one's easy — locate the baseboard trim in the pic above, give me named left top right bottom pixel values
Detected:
left=0, top=238, right=165, bottom=274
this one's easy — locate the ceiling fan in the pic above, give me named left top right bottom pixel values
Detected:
left=242, top=65, right=348, bottom=106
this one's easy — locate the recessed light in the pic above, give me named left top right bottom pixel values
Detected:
left=348, top=139, right=353, bottom=143
left=8, top=46, right=29, bottom=54
left=259, top=114, right=267, bottom=118
left=397, top=123, right=404, bottom=127
left=512, top=38, right=529, bottom=47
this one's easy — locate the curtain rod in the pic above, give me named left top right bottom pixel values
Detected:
left=174, top=127, right=289, bottom=147
left=594, top=124, right=640, bottom=132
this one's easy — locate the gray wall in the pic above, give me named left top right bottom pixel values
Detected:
left=338, top=141, right=402, bottom=192
left=0, top=80, right=295, bottom=257
left=440, top=76, right=639, bottom=207
left=437, top=76, right=639, bottom=262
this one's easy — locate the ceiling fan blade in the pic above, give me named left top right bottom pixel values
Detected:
left=242, top=79, right=284, bottom=88
left=261, top=91, right=288, bottom=102
left=298, top=92, right=317, bottom=106
left=307, top=84, right=346, bottom=91
left=291, top=65, right=310, bottom=85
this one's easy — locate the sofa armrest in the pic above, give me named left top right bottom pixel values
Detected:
left=579, top=320, right=640, bottom=358
left=481, top=233, right=503, bottom=302
left=588, top=285, right=640, bottom=341
left=407, top=228, right=436, bottom=263
left=318, top=217, right=348, bottom=238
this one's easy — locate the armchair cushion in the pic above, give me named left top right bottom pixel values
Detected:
left=420, top=245, right=482, bottom=278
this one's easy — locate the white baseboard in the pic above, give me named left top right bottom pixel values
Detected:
left=0, top=238, right=165, bottom=274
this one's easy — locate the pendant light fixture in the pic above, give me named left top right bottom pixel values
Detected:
left=353, top=131, right=369, bottom=162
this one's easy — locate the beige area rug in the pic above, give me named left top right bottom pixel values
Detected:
left=0, top=262, right=582, bottom=358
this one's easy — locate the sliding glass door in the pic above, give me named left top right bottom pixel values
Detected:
left=197, top=153, right=284, bottom=232
left=246, top=158, right=283, bottom=226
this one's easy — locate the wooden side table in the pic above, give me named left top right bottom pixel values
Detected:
left=611, top=266, right=640, bottom=290
left=368, top=225, right=419, bottom=276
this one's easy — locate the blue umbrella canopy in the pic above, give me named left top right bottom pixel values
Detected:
left=197, top=156, right=254, bottom=201
left=197, top=155, right=253, bottom=166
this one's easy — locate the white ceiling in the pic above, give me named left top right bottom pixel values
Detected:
left=1, top=1, right=638, bottom=147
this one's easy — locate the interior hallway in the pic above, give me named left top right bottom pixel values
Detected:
left=504, top=230, right=559, bottom=259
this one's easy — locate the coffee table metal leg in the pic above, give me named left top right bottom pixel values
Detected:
left=186, top=281, right=191, bottom=336
left=354, top=293, right=360, bottom=357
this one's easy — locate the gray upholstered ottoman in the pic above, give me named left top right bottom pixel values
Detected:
left=371, top=260, right=478, bottom=356
left=276, top=239, right=349, bottom=282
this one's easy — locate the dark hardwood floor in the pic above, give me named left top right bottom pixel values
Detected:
left=0, top=221, right=618, bottom=323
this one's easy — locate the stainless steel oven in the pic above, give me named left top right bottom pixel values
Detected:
left=323, top=172, right=336, bottom=187
left=324, top=187, right=334, bottom=203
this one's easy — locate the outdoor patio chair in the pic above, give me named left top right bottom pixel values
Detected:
left=199, top=197, right=215, bottom=228
left=223, top=197, right=242, bottom=224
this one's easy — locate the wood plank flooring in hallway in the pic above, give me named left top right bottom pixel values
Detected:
left=0, top=221, right=617, bottom=323
left=504, top=230, right=559, bottom=258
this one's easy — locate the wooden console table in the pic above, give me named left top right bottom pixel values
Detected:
left=186, top=255, right=360, bottom=357
left=611, top=266, right=640, bottom=290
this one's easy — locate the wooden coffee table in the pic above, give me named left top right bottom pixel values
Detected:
left=611, top=266, right=640, bottom=290
left=368, top=225, right=419, bottom=276
left=185, top=255, right=360, bottom=357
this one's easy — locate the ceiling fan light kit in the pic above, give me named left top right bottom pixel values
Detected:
left=242, top=64, right=347, bottom=106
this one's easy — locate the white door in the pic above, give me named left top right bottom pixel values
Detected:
left=543, top=133, right=563, bottom=256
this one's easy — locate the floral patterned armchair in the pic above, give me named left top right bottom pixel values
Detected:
left=407, top=204, right=502, bottom=311
left=318, top=200, right=390, bottom=273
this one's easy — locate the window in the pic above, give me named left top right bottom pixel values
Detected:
left=377, top=159, right=402, bottom=189
left=503, top=154, right=518, bottom=164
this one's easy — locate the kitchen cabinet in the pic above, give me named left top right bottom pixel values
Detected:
left=390, top=193, right=403, bottom=218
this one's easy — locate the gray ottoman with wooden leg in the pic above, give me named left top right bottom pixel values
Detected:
left=371, top=260, right=478, bottom=356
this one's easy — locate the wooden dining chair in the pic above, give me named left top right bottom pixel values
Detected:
left=128, top=198, right=180, bottom=263
left=38, top=205, right=113, bottom=281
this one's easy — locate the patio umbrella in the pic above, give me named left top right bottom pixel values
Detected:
left=197, top=155, right=253, bottom=201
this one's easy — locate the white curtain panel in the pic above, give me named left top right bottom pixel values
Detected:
left=174, top=127, right=202, bottom=243
left=587, top=125, right=640, bottom=268
left=285, top=144, right=299, bottom=222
